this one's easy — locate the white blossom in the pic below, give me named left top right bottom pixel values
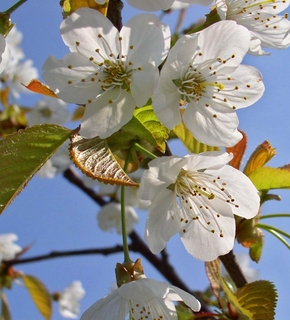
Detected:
left=0, top=233, right=22, bottom=263
left=28, top=97, right=70, bottom=126
left=43, top=8, right=170, bottom=139
left=138, top=152, right=260, bottom=261
left=0, top=27, right=38, bottom=98
left=81, top=278, right=200, bottom=319
left=59, top=281, right=85, bottom=319
left=216, top=0, right=290, bottom=55
left=153, top=20, right=264, bottom=147
left=97, top=202, right=139, bottom=234
left=5, top=27, right=24, bottom=66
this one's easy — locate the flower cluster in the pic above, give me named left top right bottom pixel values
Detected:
left=35, top=0, right=290, bottom=318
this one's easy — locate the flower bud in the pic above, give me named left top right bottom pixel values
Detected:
left=244, top=140, right=276, bottom=176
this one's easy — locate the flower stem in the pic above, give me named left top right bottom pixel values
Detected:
left=4, top=0, right=27, bottom=15
left=133, top=142, right=157, bottom=160
left=121, top=151, right=132, bottom=264
left=259, top=213, right=290, bottom=220
left=256, top=223, right=290, bottom=239
left=256, top=223, right=290, bottom=249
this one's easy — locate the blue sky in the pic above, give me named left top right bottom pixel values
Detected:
left=0, top=1, right=289, bottom=319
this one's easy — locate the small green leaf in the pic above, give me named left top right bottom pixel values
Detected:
left=108, top=105, right=169, bottom=154
left=176, top=304, right=194, bottom=320
left=1, top=292, right=11, bottom=320
left=22, top=275, right=52, bottom=320
left=221, top=277, right=252, bottom=319
left=235, top=281, right=277, bottom=320
left=173, top=121, right=219, bottom=153
left=221, top=278, right=277, bottom=320
left=248, top=166, right=290, bottom=191
left=0, top=124, right=74, bottom=214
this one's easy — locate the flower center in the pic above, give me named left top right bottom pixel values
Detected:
left=98, top=59, right=133, bottom=92
left=174, top=168, right=239, bottom=237
left=173, top=65, right=224, bottom=103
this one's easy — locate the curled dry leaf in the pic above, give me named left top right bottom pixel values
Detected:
left=70, top=133, right=138, bottom=187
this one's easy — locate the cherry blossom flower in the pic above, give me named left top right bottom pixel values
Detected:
left=126, top=0, right=213, bottom=11
left=138, top=152, right=260, bottom=261
left=0, top=27, right=38, bottom=99
left=28, top=97, right=70, bottom=126
left=0, top=233, right=22, bottom=263
left=5, top=27, right=24, bottom=66
left=58, top=281, right=85, bottom=318
left=97, top=202, right=139, bottom=234
left=216, top=0, right=290, bottom=55
left=43, top=8, right=170, bottom=139
left=153, top=20, right=264, bottom=147
left=81, top=277, right=200, bottom=319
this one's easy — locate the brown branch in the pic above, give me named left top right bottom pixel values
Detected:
left=219, top=250, right=247, bottom=288
left=107, top=0, right=123, bottom=31
left=63, top=168, right=108, bottom=207
left=4, top=245, right=126, bottom=267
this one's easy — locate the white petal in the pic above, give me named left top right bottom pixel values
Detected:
left=119, top=279, right=169, bottom=302
left=79, top=89, right=135, bottom=139
left=145, top=189, right=181, bottom=254
left=183, top=102, right=242, bottom=147
left=190, top=21, right=251, bottom=70
left=42, top=53, right=101, bottom=104
left=168, top=285, right=201, bottom=311
left=80, top=290, right=127, bottom=320
left=206, top=166, right=260, bottom=219
left=182, top=152, right=232, bottom=172
left=180, top=202, right=235, bottom=261
left=121, top=14, right=170, bottom=67
left=61, top=8, right=119, bottom=60
left=130, top=63, right=156, bottom=106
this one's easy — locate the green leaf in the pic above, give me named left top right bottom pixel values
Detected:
left=248, top=166, right=290, bottom=191
left=108, top=105, right=169, bottom=154
left=176, top=304, right=194, bottom=320
left=221, top=277, right=252, bottom=319
left=0, top=124, right=74, bottom=214
left=173, top=121, right=219, bottom=153
left=1, top=292, right=11, bottom=320
left=22, top=275, right=52, bottom=320
left=221, top=278, right=277, bottom=320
